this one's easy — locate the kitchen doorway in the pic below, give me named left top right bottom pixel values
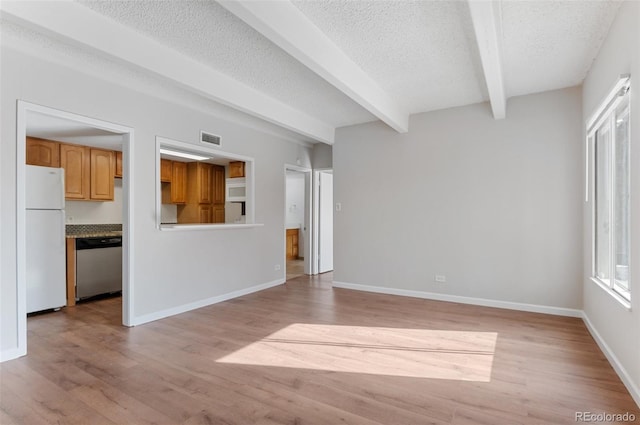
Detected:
left=15, top=101, right=134, bottom=358
left=284, top=165, right=312, bottom=279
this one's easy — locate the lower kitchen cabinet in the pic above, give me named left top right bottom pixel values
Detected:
left=213, top=204, right=225, bottom=223
left=286, top=228, right=299, bottom=260
left=65, top=238, right=76, bottom=307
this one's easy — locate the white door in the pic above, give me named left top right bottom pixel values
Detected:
left=318, top=171, right=333, bottom=273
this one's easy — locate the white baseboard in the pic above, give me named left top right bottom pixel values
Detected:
left=0, top=346, right=26, bottom=363
left=130, top=278, right=285, bottom=326
left=331, top=281, right=583, bottom=317
left=582, top=312, right=640, bottom=408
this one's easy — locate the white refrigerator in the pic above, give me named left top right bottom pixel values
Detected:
left=26, top=165, right=66, bottom=313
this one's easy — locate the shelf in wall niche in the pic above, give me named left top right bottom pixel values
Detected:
left=159, top=223, right=263, bottom=231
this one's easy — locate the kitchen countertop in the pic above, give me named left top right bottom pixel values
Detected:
left=65, top=231, right=122, bottom=239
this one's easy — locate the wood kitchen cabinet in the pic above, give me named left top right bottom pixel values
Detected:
left=160, top=160, right=187, bottom=205
left=114, top=151, right=123, bottom=178
left=60, top=144, right=116, bottom=201
left=213, top=204, right=225, bottom=224
left=60, top=143, right=90, bottom=200
left=26, top=137, right=60, bottom=167
left=228, top=161, right=245, bottom=178
left=177, top=163, right=225, bottom=223
left=160, top=159, right=172, bottom=182
left=90, top=148, right=115, bottom=201
left=186, top=162, right=213, bottom=204
left=213, top=165, right=225, bottom=206
left=170, top=162, right=187, bottom=204
left=286, top=229, right=299, bottom=260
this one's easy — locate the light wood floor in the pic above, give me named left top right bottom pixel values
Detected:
left=286, top=258, right=305, bottom=281
left=1, top=273, right=638, bottom=424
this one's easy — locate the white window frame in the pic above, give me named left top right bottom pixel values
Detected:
left=587, top=75, right=631, bottom=307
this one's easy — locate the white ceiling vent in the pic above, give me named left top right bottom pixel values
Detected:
left=200, top=130, right=221, bottom=147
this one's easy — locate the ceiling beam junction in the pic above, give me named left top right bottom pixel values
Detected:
left=468, top=0, right=507, bottom=119
left=1, top=1, right=336, bottom=144
left=218, top=0, right=410, bottom=133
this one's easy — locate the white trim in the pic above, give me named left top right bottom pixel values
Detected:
left=160, top=223, right=263, bottom=231
left=332, top=281, right=583, bottom=318
left=130, top=278, right=285, bottom=326
left=0, top=347, right=24, bottom=363
left=582, top=312, right=640, bottom=407
left=155, top=136, right=257, bottom=228
left=311, top=169, right=331, bottom=276
left=121, top=131, right=135, bottom=327
left=586, top=74, right=631, bottom=131
left=590, top=277, right=632, bottom=310
left=284, top=164, right=313, bottom=276
left=11, top=101, right=135, bottom=360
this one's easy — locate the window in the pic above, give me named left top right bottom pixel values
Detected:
left=589, top=76, right=631, bottom=303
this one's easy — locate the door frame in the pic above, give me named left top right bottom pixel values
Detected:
left=314, top=168, right=334, bottom=273
left=14, top=101, right=135, bottom=359
left=284, top=164, right=313, bottom=276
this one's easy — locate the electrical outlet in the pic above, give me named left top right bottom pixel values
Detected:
left=274, top=264, right=281, bottom=271
left=335, top=202, right=342, bottom=212
left=434, top=275, right=446, bottom=283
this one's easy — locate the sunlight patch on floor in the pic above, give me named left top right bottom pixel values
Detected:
left=217, top=324, right=497, bottom=382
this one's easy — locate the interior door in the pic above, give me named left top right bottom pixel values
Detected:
left=318, top=171, right=333, bottom=273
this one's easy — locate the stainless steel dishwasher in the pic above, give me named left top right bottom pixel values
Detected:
left=75, top=236, right=122, bottom=300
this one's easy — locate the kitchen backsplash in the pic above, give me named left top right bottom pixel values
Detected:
left=66, top=224, right=122, bottom=236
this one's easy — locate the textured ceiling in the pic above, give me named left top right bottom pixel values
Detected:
left=292, top=0, right=488, bottom=115
left=501, top=0, right=621, bottom=98
left=1, top=16, right=319, bottom=145
left=8, top=0, right=623, bottom=143
left=78, top=0, right=376, bottom=128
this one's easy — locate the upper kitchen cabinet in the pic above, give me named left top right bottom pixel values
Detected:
left=170, top=162, right=187, bottom=204
left=60, top=143, right=90, bottom=200
left=160, top=160, right=187, bottom=205
left=59, top=144, right=115, bottom=201
left=160, top=159, right=172, bottom=182
left=228, top=161, right=245, bottom=178
left=90, top=148, right=115, bottom=201
left=26, top=137, right=60, bottom=167
left=114, top=151, right=123, bottom=179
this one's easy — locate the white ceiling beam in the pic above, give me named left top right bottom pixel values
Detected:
left=1, top=1, right=335, bottom=144
left=468, top=0, right=507, bottom=119
left=218, top=0, right=410, bottom=133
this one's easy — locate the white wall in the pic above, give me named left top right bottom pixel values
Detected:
left=65, top=178, right=124, bottom=224
left=286, top=171, right=305, bottom=257
left=334, top=87, right=583, bottom=311
left=1, top=39, right=310, bottom=356
left=312, top=143, right=333, bottom=169
left=582, top=0, right=640, bottom=404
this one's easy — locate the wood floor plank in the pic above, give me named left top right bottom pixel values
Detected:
left=1, top=272, right=638, bottom=424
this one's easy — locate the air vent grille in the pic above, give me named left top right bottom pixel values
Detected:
left=200, top=131, right=221, bottom=147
